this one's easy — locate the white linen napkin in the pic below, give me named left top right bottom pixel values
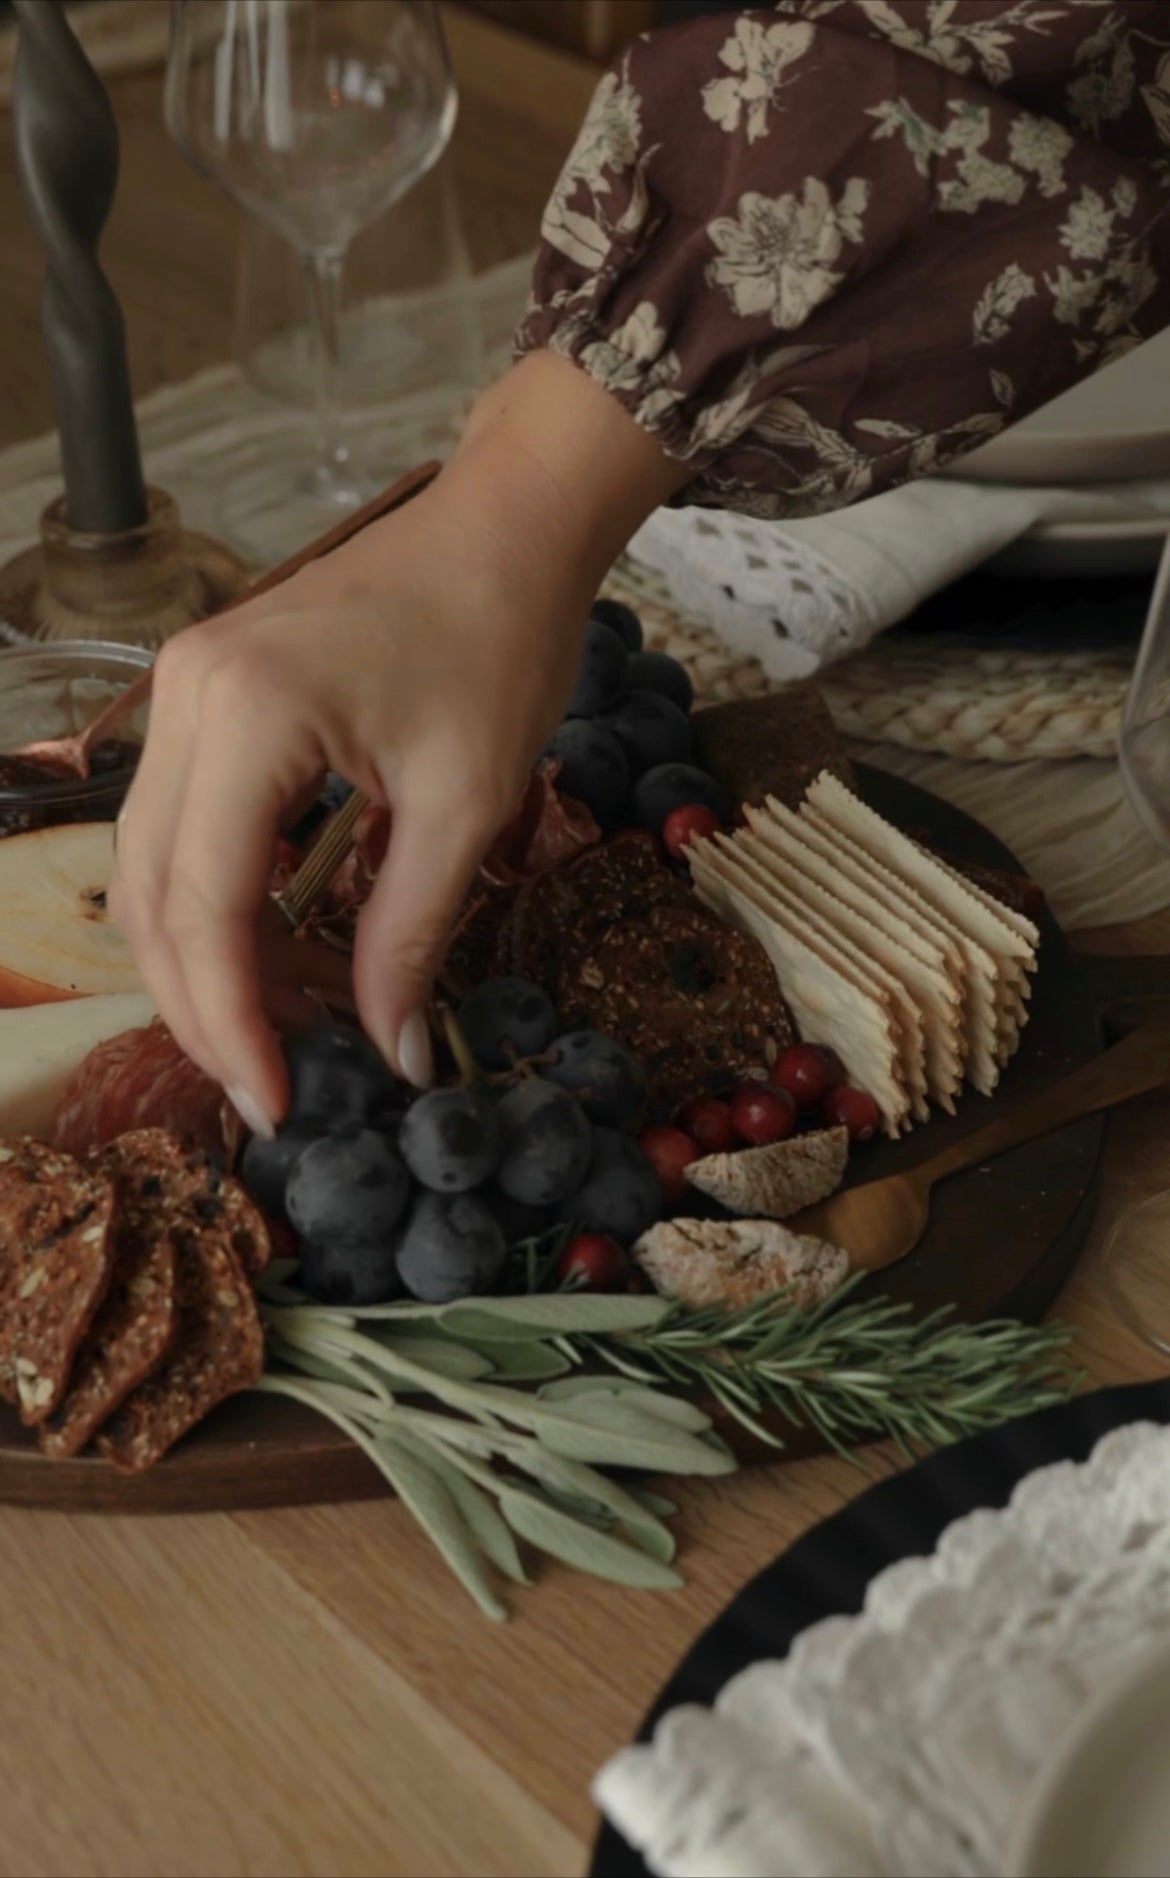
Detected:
left=594, top=1420, right=1170, bottom=1878
left=627, top=478, right=1170, bottom=684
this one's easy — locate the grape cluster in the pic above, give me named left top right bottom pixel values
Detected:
left=240, top=991, right=661, bottom=1309
left=546, top=599, right=731, bottom=840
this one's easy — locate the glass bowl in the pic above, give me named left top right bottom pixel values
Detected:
left=0, top=640, right=152, bottom=837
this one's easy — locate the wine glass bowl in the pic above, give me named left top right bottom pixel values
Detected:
left=165, top=0, right=456, bottom=552
left=165, top=0, right=455, bottom=258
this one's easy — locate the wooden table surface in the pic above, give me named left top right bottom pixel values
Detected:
left=0, top=16, right=1168, bottom=1878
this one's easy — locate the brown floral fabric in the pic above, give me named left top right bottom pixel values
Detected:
left=515, top=2, right=1170, bottom=518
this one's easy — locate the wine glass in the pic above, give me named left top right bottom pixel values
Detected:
left=1106, top=532, right=1170, bottom=1354
left=166, top=0, right=456, bottom=556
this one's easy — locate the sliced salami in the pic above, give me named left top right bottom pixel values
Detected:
left=51, top=1019, right=226, bottom=1160
left=0, top=1139, right=117, bottom=1423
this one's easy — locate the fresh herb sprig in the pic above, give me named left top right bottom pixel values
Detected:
left=255, top=1276, right=1079, bottom=1618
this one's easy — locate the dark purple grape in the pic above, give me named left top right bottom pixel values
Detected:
left=496, top=1079, right=593, bottom=1206
left=541, top=1030, right=647, bottom=1132
left=395, top=1192, right=507, bottom=1303
left=566, top=620, right=630, bottom=718
left=545, top=720, right=630, bottom=834
left=398, top=1086, right=502, bottom=1192
left=240, top=1122, right=321, bottom=1221
left=597, top=690, right=694, bottom=778
left=554, top=1128, right=661, bottom=1243
left=286, top=1129, right=412, bottom=1249
left=627, top=650, right=693, bottom=715
left=283, top=1023, right=399, bottom=1128
left=457, top=976, right=559, bottom=1071
left=630, top=763, right=732, bottom=837
left=298, top=1238, right=403, bottom=1307
left=590, top=598, right=643, bottom=652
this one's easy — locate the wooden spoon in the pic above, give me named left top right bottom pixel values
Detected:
left=790, top=1017, right=1170, bottom=1273
left=13, top=463, right=439, bottom=779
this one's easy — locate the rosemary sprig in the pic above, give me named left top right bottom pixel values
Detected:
left=255, top=1274, right=1080, bottom=1618
left=582, top=1278, right=1081, bottom=1457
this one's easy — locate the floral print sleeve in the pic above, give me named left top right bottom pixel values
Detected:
left=514, top=2, right=1170, bottom=518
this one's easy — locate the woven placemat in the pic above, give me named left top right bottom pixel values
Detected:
left=0, top=0, right=169, bottom=107
left=611, top=558, right=1132, bottom=764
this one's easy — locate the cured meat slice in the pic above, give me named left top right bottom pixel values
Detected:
left=480, top=760, right=600, bottom=886
left=95, top=1132, right=266, bottom=1472
left=0, top=1139, right=116, bottom=1423
left=51, top=1019, right=225, bottom=1160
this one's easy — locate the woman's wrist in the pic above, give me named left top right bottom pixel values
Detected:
left=443, top=349, right=691, bottom=600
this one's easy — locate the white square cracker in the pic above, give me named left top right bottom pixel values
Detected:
left=690, top=842, right=908, bottom=1136
left=748, top=799, right=962, bottom=1112
left=728, top=827, right=930, bottom=1125
left=800, top=800, right=1000, bottom=1096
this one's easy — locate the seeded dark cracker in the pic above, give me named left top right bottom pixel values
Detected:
left=97, top=1223, right=264, bottom=1474
left=39, top=1215, right=179, bottom=1461
left=440, top=885, right=517, bottom=1000
left=95, top=1128, right=272, bottom=1280
left=0, top=1139, right=117, bottom=1424
left=559, top=904, right=794, bottom=1117
left=510, top=834, right=691, bottom=988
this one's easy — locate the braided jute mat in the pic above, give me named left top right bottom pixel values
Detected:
left=604, top=559, right=1168, bottom=933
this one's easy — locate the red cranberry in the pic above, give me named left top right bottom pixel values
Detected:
left=663, top=804, right=722, bottom=860
left=771, top=1043, right=846, bottom=1110
left=675, top=1096, right=736, bottom=1156
left=729, top=1083, right=797, bottom=1147
left=555, top=1232, right=629, bottom=1292
left=823, top=1085, right=882, bottom=1143
left=638, top=1123, right=702, bottom=1205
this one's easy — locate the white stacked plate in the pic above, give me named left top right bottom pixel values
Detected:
left=938, top=327, right=1170, bottom=576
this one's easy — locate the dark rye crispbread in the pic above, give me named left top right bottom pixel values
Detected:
left=39, top=1210, right=179, bottom=1461
left=0, top=1139, right=117, bottom=1424
left=95, top=1132, right=265, bottom=1472
left=89, top=1128, right=272, bottom=1281
left=692, top=686, right=854, bottom=813
left=558, top=901, right=795, bottom=1119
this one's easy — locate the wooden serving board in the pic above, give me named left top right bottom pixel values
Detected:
left=1, top=766, right=1167, bottom=1512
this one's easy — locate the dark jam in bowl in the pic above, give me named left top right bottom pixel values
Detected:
left=0, top=640, right=152, bottom=839
left=0, top=738, right=142, bottom=837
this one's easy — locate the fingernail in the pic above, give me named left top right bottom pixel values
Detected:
left=227, top=1085, right=275, bottom=1140
left=397, top=1011, right=434, bottom=1090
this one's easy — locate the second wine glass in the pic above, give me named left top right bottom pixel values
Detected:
left=166, top=0, right=456, bottom=551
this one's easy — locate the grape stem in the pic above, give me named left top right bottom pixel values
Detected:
left=441, top=1007, right=481, bottom=1088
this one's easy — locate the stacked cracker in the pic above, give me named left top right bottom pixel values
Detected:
left=689, top=772, right=1040, bottom=1138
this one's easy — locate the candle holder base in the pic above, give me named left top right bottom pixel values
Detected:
left=0, top=486, right=251, bottom=649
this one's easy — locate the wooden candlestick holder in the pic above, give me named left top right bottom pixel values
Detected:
left=0, top=486, right=251, bottom=649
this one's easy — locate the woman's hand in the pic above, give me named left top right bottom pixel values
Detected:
left=109, top=352, right=688, bottom=1135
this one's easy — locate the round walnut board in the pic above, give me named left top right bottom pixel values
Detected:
left=2, top=765, right=1168, bottom=1513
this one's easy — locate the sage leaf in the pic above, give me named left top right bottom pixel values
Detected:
left=499, top=1490, right=682, bottom=1590
left=461, top=1341, right=572, bottom=1383
left=371, top=1335, right=496, bottom=1383
left=440, top=1294, right=670, bottom=1341
left=504, top=1447, right=676, bottom=1564
left=389, top=1429, right=528, bottom=1585
left=373, top=1434, right=509, bottom=1622
left=530, top=1398, right=735, bottom=1475
left=539, top=1378, right=712, bottom=1432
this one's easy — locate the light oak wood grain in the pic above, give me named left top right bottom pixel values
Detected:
left=0, top=33, right=1167, bottom=1878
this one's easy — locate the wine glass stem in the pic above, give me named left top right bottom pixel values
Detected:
left=302, top=248, right=348, bottom=479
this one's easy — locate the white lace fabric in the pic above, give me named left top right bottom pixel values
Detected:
left=595, top=1421, right=1170, bottom=1878
left=628, top=479, right=1170, bottom=683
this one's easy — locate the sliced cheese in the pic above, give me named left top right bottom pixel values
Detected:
left=0, top=992, right=153, bottom=1139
